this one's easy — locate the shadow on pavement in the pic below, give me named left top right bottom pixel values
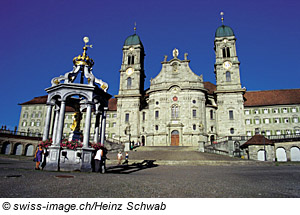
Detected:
left=105, top=160, right=158, bottom=174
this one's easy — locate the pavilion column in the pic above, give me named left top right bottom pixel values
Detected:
left=55, top=100, right=66, bottom=146
left=83, top=102, right=93, bottom=148
left=43, top=103, right=53, bottom=141
left=100, top=107, right=108, bottom=144
left=52, top=106, right=60, bottom=142
left=94, top=111, right=101, bottom=143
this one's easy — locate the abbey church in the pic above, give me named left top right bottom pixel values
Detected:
left=18, top=22, right=300, bottom=147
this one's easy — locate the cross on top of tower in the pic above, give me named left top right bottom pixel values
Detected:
left=134, top=22, right=137, bottom=34
left=220, top=12, right=224, bottom=25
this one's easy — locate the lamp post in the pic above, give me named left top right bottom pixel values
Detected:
left=262, top=130, right=267, bottom=161
left=125, top=125, right=131, bottom=150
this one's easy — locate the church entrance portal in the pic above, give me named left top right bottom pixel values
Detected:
left=171, top=130, right=179, bottom=146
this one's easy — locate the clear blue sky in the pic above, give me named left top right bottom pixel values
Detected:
left=0, top=0, right=299, bottom=130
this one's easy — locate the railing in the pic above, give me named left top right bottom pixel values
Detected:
left=0, top=129, right=42, bottom=138
left=213, top=134, right=300, bottom=144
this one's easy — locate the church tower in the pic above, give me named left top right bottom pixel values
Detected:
left=115, top=27, right=145, bottom=142
left=214, top=13, right=246, bottom=138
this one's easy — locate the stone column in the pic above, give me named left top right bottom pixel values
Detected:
left=93, top=112, right=101, bottom=143
left=83, top=102, right=93, bottom=148
left=42, top=103, right=53, bottom=141
left=100, top=107, right=108, bottom=144
left=55, top=100, right=66, bottom=146
left=52, top=107, right=60, bottom=142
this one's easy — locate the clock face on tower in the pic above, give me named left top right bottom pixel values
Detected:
left=126, top=67, right=134, bottom=76
left=223, top=61, right=232, bottom=70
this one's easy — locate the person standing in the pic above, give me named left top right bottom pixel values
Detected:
left=117, top=151, right=123, bottom=165
left=123, top=152, right=129, bottom=165
left=34, top=145, right=43, bottom=170
left=94, top=148, right=103, bottom=173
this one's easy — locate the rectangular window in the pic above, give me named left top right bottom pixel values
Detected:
left=113, top=114, right=117, bottom=118
left=264, top=109, right=268, bottom=114
left=125, top=113, right=129, bottom=123
left=246, top=119, right=250, bottom=125
left=264, top=118, right=270, bottom=124
left=142, top=112, right=146, bottom=121
left=113, top=122, right=116, bottom=127
left=210, top=110, right=214, bottom=119
left=292, top=108, right=297, bottom=113
left=286, top=130, right=291, bottom=135
left=274, top=118, right=280, bottom=123
left=106, top=123, right=109, bottom=128
left=284, top=118, right=289, bottom=123
left=192, top=110, right=197, bottom=118
left=276, top=130, right=281, bottom=135
left=106, top=114, right=110, bottom=118
left=255, top=119, right=260, bottom=124
left=283, top=108, right=288, bottom=113
left=254, top=109, right=259, bottom=114
left=273, top=108, right=279, bottom=113
left=245, top=110, right=250, bottom=115
left=293, top=117, right=299, bottom=123
left=247, top=131, right=251, bottom=136
left=155, top=110, right=159, bottom=119
left=229, top=110, right=234, bottom=120
left=266, top=130, right=271, bottom=136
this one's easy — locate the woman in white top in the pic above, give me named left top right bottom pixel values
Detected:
left=94, top=148, right=103, bottom=172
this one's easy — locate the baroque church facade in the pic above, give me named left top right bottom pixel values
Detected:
left=18, top=22, right=300, bottom=146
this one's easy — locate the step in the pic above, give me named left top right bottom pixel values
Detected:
left=133, top=146, right=199, bottom=152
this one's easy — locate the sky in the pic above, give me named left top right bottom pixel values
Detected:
left=0, top=0, right=299, bottom=130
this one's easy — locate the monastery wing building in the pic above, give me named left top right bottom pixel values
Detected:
left=18, top=22, right=300, bottom=147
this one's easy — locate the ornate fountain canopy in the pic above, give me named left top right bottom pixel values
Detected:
left=73, top=37, right=94, bottom=67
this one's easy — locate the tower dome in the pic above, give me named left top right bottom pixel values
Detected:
left=215, top=25, right=235, bottom=37
left=124, top=34, right=143, bottom=46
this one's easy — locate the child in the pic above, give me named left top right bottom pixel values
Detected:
left=123, top=152, right=129, bottom=165
left=117, top=151, right=123, bottom=165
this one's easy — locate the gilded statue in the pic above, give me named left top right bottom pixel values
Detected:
left=70, top=111, right=82, bottom=132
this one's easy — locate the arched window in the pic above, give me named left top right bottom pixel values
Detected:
left=222, top=47, right=230, bottom=58
left=127, top=77, right=132, bottom=89
left=210, top=110, right=214, bottom=119
left=127, top=55, right=134, bottom=65
left=229, top=110, right=234, bottom=120
left=171, top=105, right=179, bottom=118
left=23, top=112, right=28, bottom=118
left=226, top=71, right=231, bottom=82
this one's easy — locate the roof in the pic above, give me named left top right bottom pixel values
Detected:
left=204, top=82, right=216, bottom=95
left=124, top=34, right=143, bottom=46
left=244, top=89, right=300, bottom=107
left=19, top=95, right=117, bottom=111
left=19, top=95, right=48, bottom=105
left=108, top=98, right=117, bottom=111
left=240, top=135, right=274, bottom=149
left=215, top=25, right=234, bottom=37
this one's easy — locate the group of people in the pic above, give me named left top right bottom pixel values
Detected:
left=117, top=151, right=129, bottom=165
left=33, top=144, right=130, bottom=172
